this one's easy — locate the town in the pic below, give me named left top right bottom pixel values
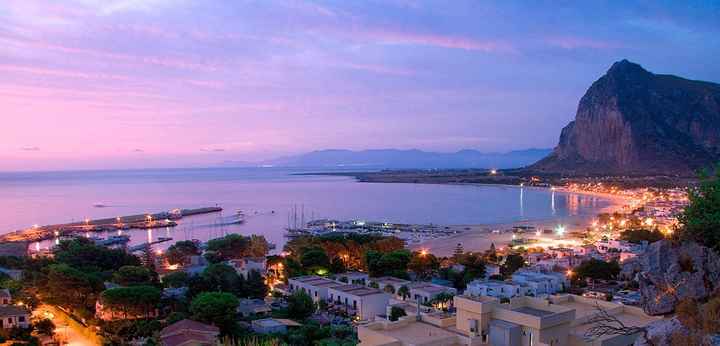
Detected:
left=0, top=171, right=714, bottom=346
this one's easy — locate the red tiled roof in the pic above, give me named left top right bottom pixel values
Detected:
left=161, top=331, right=216, bottom=346
left=160, top=319, right=219, bottom=337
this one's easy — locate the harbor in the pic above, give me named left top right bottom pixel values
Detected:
left=0, top=206, right=224, bottom=244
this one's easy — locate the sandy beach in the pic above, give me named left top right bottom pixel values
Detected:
left=408, top=187, right=633, bottom=257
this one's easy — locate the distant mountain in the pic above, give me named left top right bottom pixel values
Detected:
left=262, top=148, right=552, bottom=169
left=532, top=59, right=720, bottom=176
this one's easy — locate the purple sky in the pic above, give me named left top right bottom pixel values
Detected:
left=1, top=1, right=719, bottom=171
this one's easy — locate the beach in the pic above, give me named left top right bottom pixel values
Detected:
left=408, top=187, right=632, bottom=257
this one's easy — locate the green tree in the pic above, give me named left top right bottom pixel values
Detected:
left=44, top=264, right=102, bottom=309
left=397, top=285, right=410, bottom=301
left=500, top=254, right=525, bottom=278
left=408, top=252, right=440, bottom=280
left=244, top=269, right=268, bottom=298
left=112, top=266, right=154, bottom=286
left=287, top=290, right=315, bottom=320
left=574, top=259, right=621, bottom=281
left=678, top=167, right=720, bottom=252
left=202, top=263, right=244, bottom=294
left=54, top=238, right=140, bottom=272
left=389, top=306, right=407, bottom=321
left=619, top=229, right=664, bottom=244
left=165, top=240, right=200, bottom=265
left=162, top=271, right=190, bottom=288
left=190, top=292, right=239, bottom=334
left=300, top=248, right=331, bottom=271
left=100, top=285, right=161, bottom=319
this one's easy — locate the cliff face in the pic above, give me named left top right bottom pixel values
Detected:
left=533, top=60, right=720, bottom=176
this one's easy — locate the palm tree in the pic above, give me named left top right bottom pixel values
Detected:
left=384, top=284, right=396, bottom=295
left=398, top=285, right=410, bottom=301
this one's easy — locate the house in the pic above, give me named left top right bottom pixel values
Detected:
left=511, top=269, right=569, bottom=295
left=237, top=298, right=272, bottom=317
left=327, top=284, right=389, bottom=321
left=160, top=319, right=219, bottom=346
left=0, top=289, right=12, bottom=305
left=484, top=264, right=501, bottom=279
left=227, top=257, right=266, bottom=278
left=334, top=271, right=369, bottom=285
left=0, top=267, right=23, bottom=281
left=0, top=242, right=29, bottom=258
left=358, top=294, right=661, bottom=346
left=288, top=276, right=343, bottom=302
left=465, top=280, right=530, bottom=299
left=0, top=306, right=30, bottom=329
left=406, top=282, right=457, bottom=305
left=251, top=318, right=301, bottom=334
left=369, top=276, right=410, bottom=294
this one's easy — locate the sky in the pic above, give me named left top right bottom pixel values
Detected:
left=1, top=1, right=719, bottom=171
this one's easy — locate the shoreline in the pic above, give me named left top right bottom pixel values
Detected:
left=406, top=188, right=631, bottom=257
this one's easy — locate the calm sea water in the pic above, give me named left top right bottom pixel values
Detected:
left=0, top=167, right=612, bottom=252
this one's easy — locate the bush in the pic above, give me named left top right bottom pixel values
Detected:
left=389, top=306, right=406, bottom=321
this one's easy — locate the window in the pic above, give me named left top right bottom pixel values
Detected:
left=314, top=291, right=317, bottom=297
left=18, top=316, right=25, bottom=322
left=353, top=300, right=357, bottom=309
left=345, top=298, right=348, bottom=305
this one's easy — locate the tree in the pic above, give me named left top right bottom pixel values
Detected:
left=384, top=284, right=396, bottom=294
left=408, top=252, right=439, bottom=280
left=287, top=291, right=315, bottom=320
left=678, top=167, right=720, bottom=252
left=244, top=270, right=268, bottom=299
left=300, top=248, right=331, bottom=271
left=619, top=229, right=664, bottom=244
left=162, top=271, right=190, bottom=288
left=452, top=243, right=464, bottom=262
left=500, top=254, right=525, bottom=278
left=100, top=286, right=161, bottom=319
left=574, top=259, right=621, bottom=281
left=165, top=241, right=200, bottom=265
left=33, top=319, right=55, bottom=336
left=364, top=250, right=383, bottom=276
left=458, top=253, right=486, bottom=281
left=389, top=306, right=407, bottom=321
left=54, top=238, right=141, bottom=271
left=484, top=243, right=498, bottom=263
left=202, top=263, right=244, bottom=294
left=190, top=292, right=239, bottom=334
left=429, top=292, right=455, bottom=311
left=397, top=285, right=410, bottom=301
left=112, top=266, right=154, bottom=286
left=44, top=264, right=102, bottom=310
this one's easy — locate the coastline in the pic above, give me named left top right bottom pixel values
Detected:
left=406, top=186, right=632, bottom=257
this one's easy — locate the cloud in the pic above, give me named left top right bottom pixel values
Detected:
left=132, top=148, right=144, bottom=152
left=20, top=146, right=40, bottom=151
left=200, top=148, right=226, bottom=152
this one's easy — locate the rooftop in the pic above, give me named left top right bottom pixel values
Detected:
left=291, top=276, right=343, bottom=288
left=330, top=284, right=384, bottom=297
left=373, top=276, right=410, bottom=285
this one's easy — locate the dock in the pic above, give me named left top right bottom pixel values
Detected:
left=0, top=206, right=223, bottom=243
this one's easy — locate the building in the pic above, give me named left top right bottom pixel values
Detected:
left=511, top=270, right=569, bottom=295
left=251, top=318, right=301, bottom=334
left=370, top=276, right=411, bottom=294
left=358, top=294, right=660, bottom=346
left=0, top=267, right=23, bottom=281
left=0, top=289, right=11, bottom=305
left=335, top=271, right=369, bottom=285
left=466, top=280, right=530, bottom=299
left=406, top=282, right=457, bottom=305
left=288, top=275, right=343, bottom=302
left=228, top=257, right=266, bottom=278
left=237, top=298, right=272, bottom=318
left=327, top=284, right=390, bottom=321
left=160, top=319, right=219, bottom=346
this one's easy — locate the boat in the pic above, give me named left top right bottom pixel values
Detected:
left=93, top=203, right=108, bottom=208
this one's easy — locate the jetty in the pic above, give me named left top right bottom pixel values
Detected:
left=0, top=206, right=222, bottom=243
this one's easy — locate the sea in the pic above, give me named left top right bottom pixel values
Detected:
left=0, top=167, right=614, bottom=253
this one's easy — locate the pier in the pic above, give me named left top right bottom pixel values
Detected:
left=0, top=206, right=222, bottom=244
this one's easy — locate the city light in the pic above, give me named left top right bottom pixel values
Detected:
left=490, top=169, right=497, bottom=175
left=555, top=225, right=566, bottom=236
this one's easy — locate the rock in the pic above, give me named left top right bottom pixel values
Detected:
left=628, top=240, right=720, bottom=315
left=634, top=317, right=685, bottom=346
left=532, top=59, right=720, bottom=176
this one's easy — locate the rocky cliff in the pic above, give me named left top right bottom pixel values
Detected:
left=533, top=60, right=720, bottom=176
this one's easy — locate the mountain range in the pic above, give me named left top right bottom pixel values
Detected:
left=256, top=148, right=552, bottom=169
left=533, top=59, right=720, bottom=176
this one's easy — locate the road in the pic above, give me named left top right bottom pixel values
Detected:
left=33, top=305, right=100, bottom=346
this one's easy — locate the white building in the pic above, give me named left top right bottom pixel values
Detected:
left=288, top=276, right=343, bottom=302
left=466, top=280, right=531, bottom=299
left=370, top=276, right=411, bottom=294
left=334, top=271, right=369, bottom=285
left=512, top=269, right=569, bottom=295
left=328, top=284, right=389, bottom=321
left=406, top=282, right=457, bottom=304
left=228, top=257, right=266, bottom=278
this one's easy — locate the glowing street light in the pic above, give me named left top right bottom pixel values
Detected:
left=555, top=225, right=566, bottom=236
left=490, top=169, right=498, bottom=175
left=420, top=249, right=428, bottom=257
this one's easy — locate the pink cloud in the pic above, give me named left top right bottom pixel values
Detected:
left=0, top=64, right=132, bottom=81
left=353, top=28, right=516, bottom=53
